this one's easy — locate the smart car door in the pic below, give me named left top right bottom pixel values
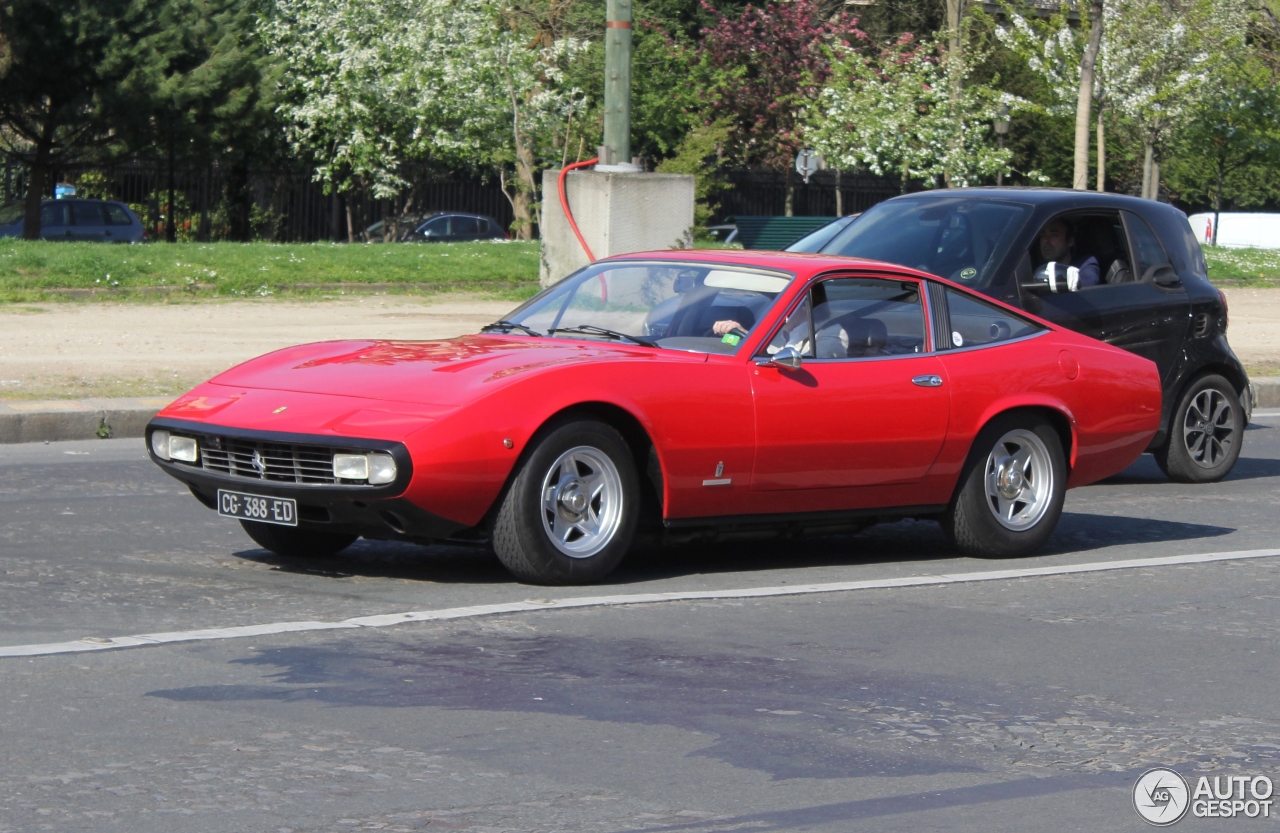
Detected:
left=1019, top=211, right=1190, bottom=385
left=750, top=276, right=949, bottom=490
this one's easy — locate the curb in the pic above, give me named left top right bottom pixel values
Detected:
left=1253, top=377, right=1280, bottom=410
left=0, top=379, right=1277, bottom=446
left=0, top=397, right=170, bottom=444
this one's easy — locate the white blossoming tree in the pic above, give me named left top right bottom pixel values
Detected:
left=264, top=0, right=588, bottom=239
left=806, top=36, right=1020, bottom=190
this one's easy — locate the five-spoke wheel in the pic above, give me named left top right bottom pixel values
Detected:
left=1155, top=374, right=1243, bottom=483
left=945, top=413, right=1066, bottom=559
left=492, top=418, right=639, bottom=584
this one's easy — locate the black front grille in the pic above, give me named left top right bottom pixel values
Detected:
left=198, top=435, right=343, bottom=485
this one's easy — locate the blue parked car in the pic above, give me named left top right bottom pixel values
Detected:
left=0, top=199, right=145, bottom=243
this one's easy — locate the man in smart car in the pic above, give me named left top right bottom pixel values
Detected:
left=1037, top=218, right=1099, bottom=288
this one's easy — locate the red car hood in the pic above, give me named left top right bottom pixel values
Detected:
left=206, top=335, right=660, bottom=407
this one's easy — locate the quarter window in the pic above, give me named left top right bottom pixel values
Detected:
left=944, top=288, right=1043, bottom=348
left=1125, top=212, right=1170, bottom=280
left=104, top=204, right=133, bottom=226
left=453, top=215, right=479, bottom=236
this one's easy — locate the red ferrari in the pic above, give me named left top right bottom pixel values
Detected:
left=147, top=251, right=1161, bottom=584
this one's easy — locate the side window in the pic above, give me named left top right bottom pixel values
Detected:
left=809, top=278, right=927, bottom=359
left=945, top=288, right=1044, bottom=348
left=452, top=216, right=479, bottom=236
left=1124, top=212, right=1170, bottom=280
left=1032, top=213, right=1132, bottom=288
left=104, top=204, right=133, bottom=226
left=40, top=202, right=68, bottom=227
left=761, top=294, right=814, bottom=358
left=71, top=202, right=105, bottom=226
left=420, top=217, right=448, bottom=237
left=477, top=218, right=490, bottom=234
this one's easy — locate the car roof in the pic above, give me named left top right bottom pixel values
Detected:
left=882, top=186, right=1172, bottom=213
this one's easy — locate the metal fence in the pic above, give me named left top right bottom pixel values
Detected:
left=1, top=159, right=906, bottom=241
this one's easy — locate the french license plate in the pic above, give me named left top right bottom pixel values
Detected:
left=217, top=489, right=298, bottom=527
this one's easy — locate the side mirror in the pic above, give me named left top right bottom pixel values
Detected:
left=756, top=345, right=803, bottom=370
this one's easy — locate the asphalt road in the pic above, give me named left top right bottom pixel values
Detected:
left=3, top=415, right=1280, bottom=832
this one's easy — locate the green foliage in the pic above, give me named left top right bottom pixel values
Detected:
left=655, top=119, right=733, bottom=226
left=0, top=240, right=541, bottom=302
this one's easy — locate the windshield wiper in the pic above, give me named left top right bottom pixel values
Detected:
left=548, top=325, right=658, bottom=347
left=481, top=319, right=543, bottom=337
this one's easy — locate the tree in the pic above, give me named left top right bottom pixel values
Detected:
left=993, top=0, right=1104, bottom=190
left=1165, top=80, right=1280, bottom=239
left=1106, top=0, right=1250, bottom=199
left=0, top=0, right=154, bottom=238
left=807, top=35, right=1020, bottom=189
left=696, top=0, right=866, bottom=214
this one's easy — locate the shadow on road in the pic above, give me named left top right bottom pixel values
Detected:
left=230, top=507, right=1233, bottom=587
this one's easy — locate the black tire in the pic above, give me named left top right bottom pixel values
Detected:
left=943, top=413, right=1067, bottom=559
left=240, top=520, right=357, bottom=558
left=491, top=419, right=639, bottom=585
left=1154, top=374, right=1244, bottom=484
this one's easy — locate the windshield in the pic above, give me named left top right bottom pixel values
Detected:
left=820, top=197, right=1032, bottom=286
left=501, top=261, right=793, bottom=354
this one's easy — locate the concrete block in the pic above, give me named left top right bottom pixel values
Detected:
left=1254, top=377, right=1280, bottom=409
left=540, top=169, right=695, bottom=287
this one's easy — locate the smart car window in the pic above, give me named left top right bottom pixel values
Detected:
left=822, top=198, right=1031, bottom=286
left=504, top=262, right=792, bottom=355
left=1030, top=212, right=1134, bottom=288
left=809, top=278, right=926, bottom=359
left=944, top=287, right=1043, bottom=348
left=453, top=216, right=480, bottom=236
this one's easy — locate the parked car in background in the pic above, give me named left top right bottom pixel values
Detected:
left=147, top=250, right=1162, bottom=584
left=813, top=188, right=1252, bottom=483
left=408, top=212, right=509, bottom=242
left=0, top=199, right=144, bottom=243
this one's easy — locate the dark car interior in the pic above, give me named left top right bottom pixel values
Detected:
left=1031, top=212, right=1135, bottom=287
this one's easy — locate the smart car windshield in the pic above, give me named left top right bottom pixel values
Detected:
left=497, top=261, right=794, bottom=354
left=820, top=197, right=1032, bottom=286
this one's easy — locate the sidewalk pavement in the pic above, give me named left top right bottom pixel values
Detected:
left=3, top=380, right=1279, bottom=446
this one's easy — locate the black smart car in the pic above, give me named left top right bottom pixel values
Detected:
left=812, top=188, right=1252, bottom=483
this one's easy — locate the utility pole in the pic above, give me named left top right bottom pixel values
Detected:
left=601, top=0, right=632, bottom=166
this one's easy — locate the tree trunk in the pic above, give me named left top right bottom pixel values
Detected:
left=944, top=0, right=965, bottom=187
left=1095, top=108, right=1106, bottom=192
left=1150, top=159, right=1160, bottom=202
left=835, top=168, right=843, bottom=217
left=1073, top=0, right=1104, bottom=190
left=784, top=166, right=794, bottom=217
left=345, top=199, right=355, bottom=243
left=22, top=137, right=53, bottom=241
left=512, top=135, right=538, bottom=241
left=1141, top=142, right=1154, bottom=200
left=226, top=158, right=253, bottom=242
left=166, top=136, right=177, bottom=244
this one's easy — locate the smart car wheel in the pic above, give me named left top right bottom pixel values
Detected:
left=1155, top=374, right=1243, bottom=484
left=492, top=419, right=639, bottom=585
left=944, top=414, right=1066, bottom=559
left=239, top=520, right=357, bottom=558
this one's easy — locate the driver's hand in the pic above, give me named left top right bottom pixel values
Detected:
left=712, top=320, right=745, bottom=336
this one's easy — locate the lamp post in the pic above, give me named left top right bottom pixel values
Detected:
left=601, top=0, right=633, bottom=167
left=994, top=104, right=1010, bottom=186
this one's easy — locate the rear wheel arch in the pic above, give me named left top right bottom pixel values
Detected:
left=966, top=405, right=1075, bottom=479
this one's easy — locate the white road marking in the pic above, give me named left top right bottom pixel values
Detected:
left=4, top=547, right=1279, bottom=659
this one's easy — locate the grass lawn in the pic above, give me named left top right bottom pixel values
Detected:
left=0, top=238, right=1274, bottom=304
left=0, top=239, right=542, bottom=303
left=1203, top=246, right=1280, bottom=287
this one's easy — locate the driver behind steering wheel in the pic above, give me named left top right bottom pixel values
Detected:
left=1037, top=218, right=1100, bottom=288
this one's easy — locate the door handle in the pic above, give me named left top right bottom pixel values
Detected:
left=911, top=375, right=943, bottom=387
